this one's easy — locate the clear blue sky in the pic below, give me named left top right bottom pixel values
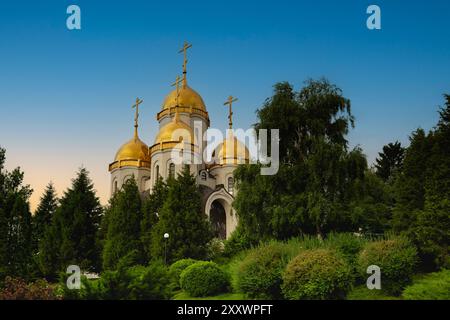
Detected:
left=0, top=0, right=449, bottom=209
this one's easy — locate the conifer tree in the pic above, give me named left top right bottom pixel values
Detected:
left=141, top=177, right=168, bottom=262
left=40, top=168, right=102, bottom=275
left=32, top=183, right=58, bottom=252
left=102, top=178, right=144, bottom=270
left=150, top=166, right=212, bottom=263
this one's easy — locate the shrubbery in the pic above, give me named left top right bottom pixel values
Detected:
left=403, top=269, right=450, bottom=300
left=61, top=260, right=171, bottom=300
left=169, top=258, right=198, bottom=290
left=0, top=277, right=58, bottom=300
left=282, top=248, right=353, bottom=300
left=357, top=237, right=418, bottom=295
left=237, top=242, right=296, bottom=299
left=180, top=261, right=230, bottom=297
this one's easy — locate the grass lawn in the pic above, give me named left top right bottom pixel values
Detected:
left=346, top=285, right=401, bottom=300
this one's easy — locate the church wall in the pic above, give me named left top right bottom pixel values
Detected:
left=110, top=166, right=151, bottom=196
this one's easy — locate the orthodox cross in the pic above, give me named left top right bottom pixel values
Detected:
left=171, top=75, right=183, bottom=107
left=132, top=97, right=143, bottom=136
left=178, top=41, right=192, bottom=87
left=223, top=95, right=238, bottom=129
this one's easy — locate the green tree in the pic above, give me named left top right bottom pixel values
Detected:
left=0, top=147, right=33, bottom=280
left=375, top=141, right=405, bottom=181
left=141, top=177, right=168, bottom=263
left=102, top=178, right=144, bottom=270
left=32, top=183, right=58, bottom=252
left=40, top=168, right=102, bottom=277
left=150, top=166, right=212, bottom=264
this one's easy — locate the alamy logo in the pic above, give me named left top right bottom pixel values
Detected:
left=366, top=265, right=381, bottom=290
left=66, top=265, right=81, bottom=290
left=66, top=5, right=81, bottom=30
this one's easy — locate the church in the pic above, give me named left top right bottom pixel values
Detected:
left=108, top=43, right=249, bottom=240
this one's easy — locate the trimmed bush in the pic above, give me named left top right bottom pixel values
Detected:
left=357, top=237, right=418, bottom=295
left=403, top=269, right=450, bottom=300
left=169, top=258, right=198, bottom=289
left=282, top=248, right=353, bottom=300
left=237, top=242, right=295, bottom=299
left=180, top=261, right=230, bottom=297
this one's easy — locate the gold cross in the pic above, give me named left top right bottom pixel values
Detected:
left=132, top=97, right=143, bottom=134
left=171, top=75, right=183, bottom=106
left=178, top=41, right=192, bottom=86
left=224, top=95, right=238, bottom=129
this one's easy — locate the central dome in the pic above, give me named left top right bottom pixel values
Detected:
left=154, top=114, right=194, bottom=144
left=162, top=85, right=206, bottom=111
left=216, top=133, right=250, bottom=165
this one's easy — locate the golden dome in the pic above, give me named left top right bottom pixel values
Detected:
left=162, top=85, right=206, bottom=111
left=216, top=133, right=250, bottom=165
left=114, top=136, right=150, bottom=163
left=154, top=113, right=194, bottom=144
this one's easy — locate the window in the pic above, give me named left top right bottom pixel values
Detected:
left=169, top=163, right=175, bottom=179
left=200, top=171, right=207, bottom=181
left=114, top=180, right=118, bottom=193
left=155, top=165, right=160, bottom=180
left=228, top=177, right=234, bottom=195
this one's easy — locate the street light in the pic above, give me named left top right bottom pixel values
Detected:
left=164, top=233, right=169, bottom=265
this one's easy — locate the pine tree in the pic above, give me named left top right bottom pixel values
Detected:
left=102, top=178, right=144, bottom=270
left=141, top=177, right=168, bottom=262
left=32, top=183, right=58, bottom=252
left=375, top=141, right=405, bottom=181
left=40, top=168, right=102, bottom=276
left=150, top=166, right=212, bottom=264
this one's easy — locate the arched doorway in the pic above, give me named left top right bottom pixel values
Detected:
left=209, top=200, right=226, bottom=239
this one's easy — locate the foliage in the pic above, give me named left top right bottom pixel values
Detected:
left=168, top=258, right=198, bottom=290
left=141, top=177, right=168, bottom=262
left=206, top=238, right=225, bottom=260
left=223, top=226, right=256, bottom=257
left=32, top=183, right=58, bottom=253
left=357, top=237, right=418, bottom=295
left=61, top=258, right=171, bottom=300
left=102, top=178, right=144, bottom=270
left=0, top=277, right=58, bottom=300
left=237, top=242, right=299, bottom=299
left=0, top=147, right=33, bottom=281
left=150, top=166, right=212, bottom=264
left=180, top=261, right=230, bottom=297
left=39, top=168, right=103, bottom=279
left=402, top=270, right=450, bottom=300
left=374, top=141, right=405, bottom=181
left=282, top=248, right=353, bottom=300
left=347, top=285, right=400, bottom=300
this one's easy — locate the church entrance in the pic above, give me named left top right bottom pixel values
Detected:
left=209, top=200, right=226, bottom=239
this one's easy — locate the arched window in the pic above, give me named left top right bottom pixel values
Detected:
left=228, top=177, right=234, bottom=195
left=200, top=171, right=207, bottom=181
left=114, top=180, right=118, bottom=193
left=169, top=163, right=175, bottom=179
left=155, top=165, right=160, bottom=180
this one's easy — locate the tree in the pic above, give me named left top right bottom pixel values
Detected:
left=0, top=147, right=33, bottom=280
left=375, top=141, right=405, bottom=181
left=141, top=177, right=168, bottom=263
left=32, top=183, right=58, bottom=252
left=102, top=178, right=144, bottom=270
left=39, top=168, right=102, bottom=277
left=234, top=79, right=372, bottom=240
left=150, top=166, right=212, bottom=263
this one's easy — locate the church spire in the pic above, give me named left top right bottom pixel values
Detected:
left=178, top=41, right=192, bottom=88
left=132, top=97, right=143, bottom=139
left=224, top=95, right=238, bottom=129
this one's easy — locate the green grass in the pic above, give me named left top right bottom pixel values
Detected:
left=172, top=291, right=246, bottom=300
left=402, top=269, right=450, bottom=300
left=347, top=285, right=401, bottom=300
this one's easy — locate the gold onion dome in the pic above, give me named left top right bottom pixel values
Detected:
left=154, top=112, right=194, bottom=144
left=216, top=132, right=250, bottom=165
left=114, top=136, right=150, bottom=163
left=161, top=85, right=206, bottom=111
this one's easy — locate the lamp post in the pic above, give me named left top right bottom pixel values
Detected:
left=164, top=233, right=169, bottom=265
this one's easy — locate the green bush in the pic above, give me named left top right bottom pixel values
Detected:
left=237, top=242, right=296, bottom=299
left=180, top=261, right=230, bottom=297
left=62, top=260, right=171, bottom=300
left=326, top=233, right=366, bottom=267
left=223, top=227, right=255, bottom=257
left=0, top=277, right=59, bottom=300
left=169, top=258, right=198, bottom=289
left=282, top=248, right=353, bottom=300
left=357, top=237, right=418, bottom=295
left=403, top=270, right=450, bottom=300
